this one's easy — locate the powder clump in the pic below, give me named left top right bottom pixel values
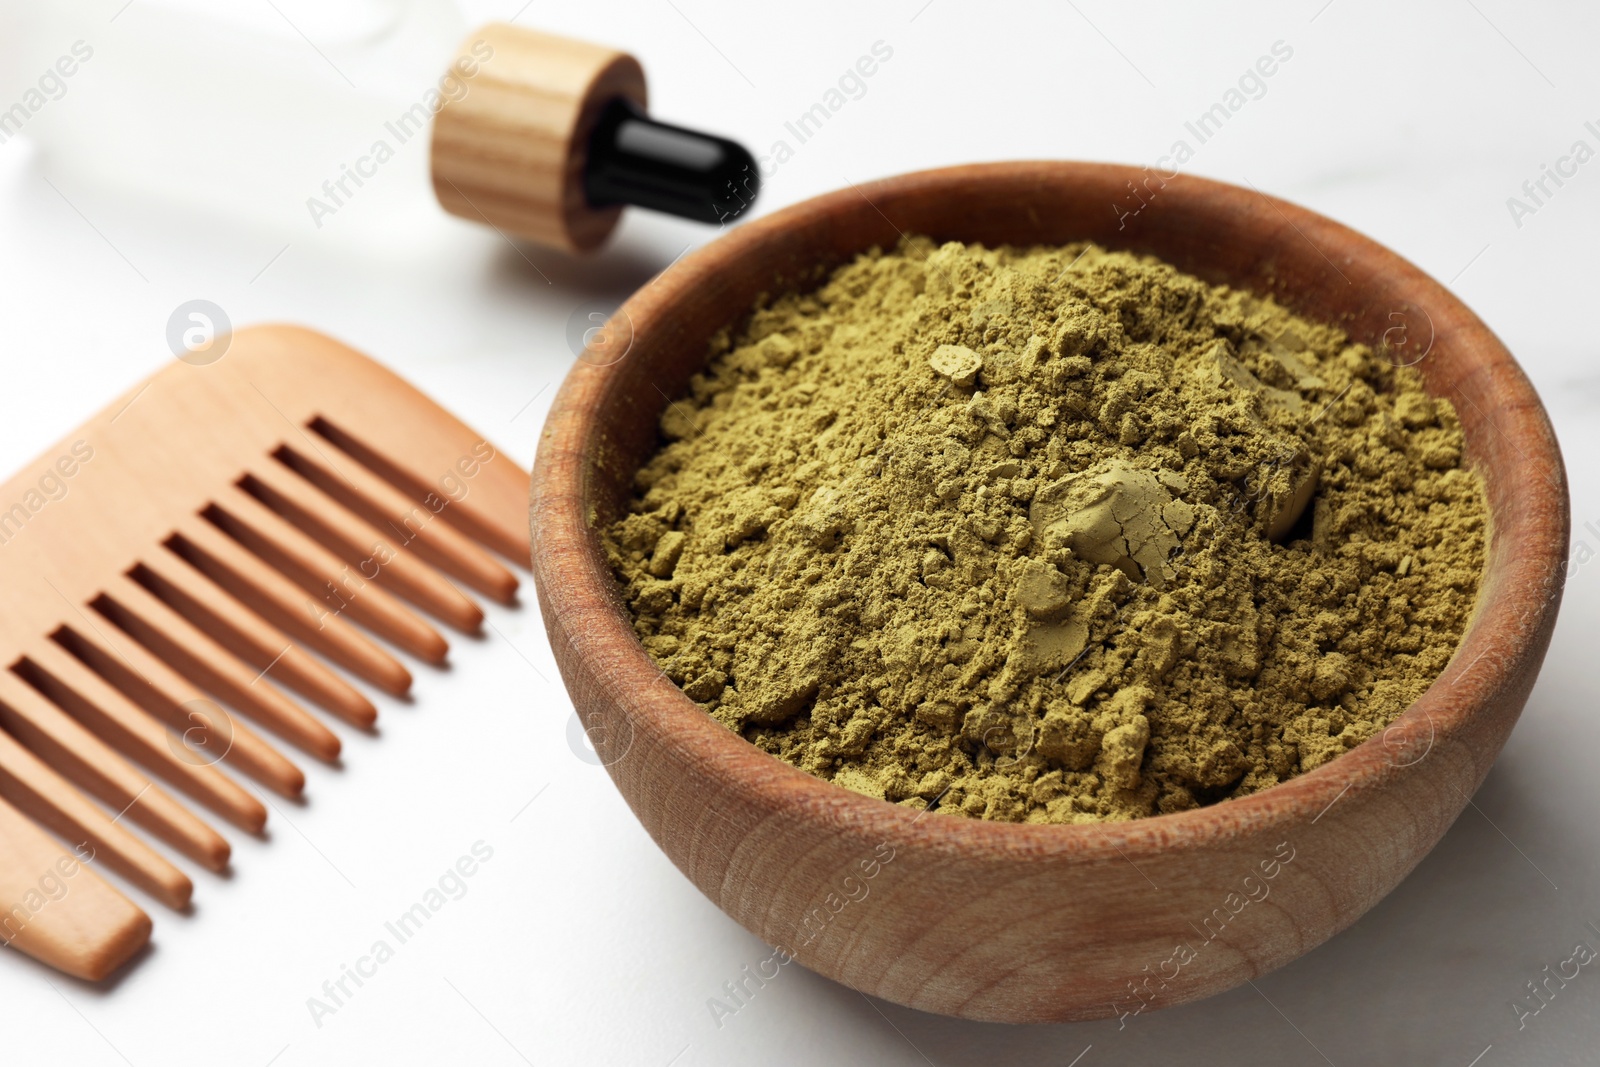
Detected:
left=603, top=238, right=1488, bottom=823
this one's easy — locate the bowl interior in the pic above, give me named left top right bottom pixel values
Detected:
left=558, top=161, right=1566, bottom=843
left=532, top=161, right=1569, bottom=1021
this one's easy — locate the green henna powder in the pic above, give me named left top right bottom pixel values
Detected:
left=603, top=238, right=1487, bottom=823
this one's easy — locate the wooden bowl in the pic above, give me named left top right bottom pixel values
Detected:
left=530, top=162, right=1568, bottom=1022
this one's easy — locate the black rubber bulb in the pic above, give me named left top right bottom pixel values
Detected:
left=584, top=98, right=760, bottom=225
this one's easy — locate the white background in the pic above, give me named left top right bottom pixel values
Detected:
left=0, top=1, right=1597, bottom=1064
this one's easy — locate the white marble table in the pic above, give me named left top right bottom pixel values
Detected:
left=0, top=1, right=1594, bottom=1063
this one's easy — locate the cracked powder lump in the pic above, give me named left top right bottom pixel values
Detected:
left=602, top=238, right=1487, bottom=823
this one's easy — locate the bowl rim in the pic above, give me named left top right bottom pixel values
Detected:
left=531, top=160, right=1568, bottom=861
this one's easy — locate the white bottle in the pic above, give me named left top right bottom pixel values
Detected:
left=2, top=0, right=470, bottom=252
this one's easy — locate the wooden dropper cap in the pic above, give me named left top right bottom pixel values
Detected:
left=430, top=23, right=760, bottom=254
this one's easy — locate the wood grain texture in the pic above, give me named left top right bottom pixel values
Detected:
left=0, top=324, right=531, bottom=980
left=530, top=162, right=1569, bottom=1022
left=430, top=22, right=647, bottom=253
left=165, top=517, right=414, bottom=698
left=132, top=553, right=378, bottom=726
left=0, top=795, right=149, bottom=981
left=272, top=440, right=519, bottom=606
left=0, top=671, right=232, bottom=873
left=0, top=727, right=191, bottom=910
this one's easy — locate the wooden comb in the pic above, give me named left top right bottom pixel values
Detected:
left=0, top=325, right=529, bottom=979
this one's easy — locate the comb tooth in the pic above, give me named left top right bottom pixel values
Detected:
left=274, top=442, right=520, bottom=604
left=57, top=623, right=307, bottom=798
left=169, top=519, right=413, bottom=697
left=0, top=795, right=151, bottom=981
left=135, top=555, right=377, bottom=727
left=0, top=673, right=230, bottom=872
left=0, top=727, right=192, bottom=909
left=208, top=485, right=450, bottom=665
left=96, top=574, right=343, bottom=762
left=241, top=464, right=484, bottom=633
left=308, top=415, right=531, bottom=564
left=18, top=640, right=268, bottom=834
